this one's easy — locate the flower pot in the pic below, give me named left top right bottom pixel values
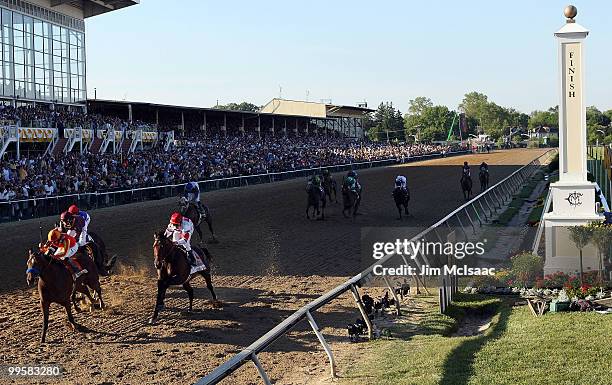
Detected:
left=550, top=300, right=570, bottom=313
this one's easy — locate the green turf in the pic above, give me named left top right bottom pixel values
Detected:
left=339, top=294, right=612, bottom=385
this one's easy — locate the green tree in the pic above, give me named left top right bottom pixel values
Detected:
left=215, top=102, right=260, bottom=112
left=568, top=225, right=594, bottom=285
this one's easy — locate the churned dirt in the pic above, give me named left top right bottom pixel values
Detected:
left=0, top=149, right=547, bottom=385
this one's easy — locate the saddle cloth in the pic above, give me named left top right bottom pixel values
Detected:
left=189, top=249, right=208, bottom=275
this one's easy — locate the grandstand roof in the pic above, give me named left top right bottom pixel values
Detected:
left=87, top=98, right=336, bottom=121
left=49, top=0, right=139, bottom=18
left=260, top=98, right=374, bottom=119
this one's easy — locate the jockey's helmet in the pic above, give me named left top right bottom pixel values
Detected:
left=464, top=161, right=468, bottom=166
left=68, top=205, right=79, bottom=215
left=185, top=182, right=194, bottom=192
left=322, top=169, right=330, bottom=176
left=170, top=212, right=183, bottom=225
left=347, top=170, right=357, bottom=178
left=48, top=229, right=62, bottom=242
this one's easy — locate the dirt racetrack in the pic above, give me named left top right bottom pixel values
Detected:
left=0, top=149, right=547, bottom=385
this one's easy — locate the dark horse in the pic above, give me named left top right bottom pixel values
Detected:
left=306, top=184, right=326, bottom=220
left=342, top=189, right=359, bottom=218
left=149, top=231, right=220, bottom=324
left=26, top=248, right=104, bottom=343
left=461, top=175, right=473, bottom=201
left=321, top=174, right=338, bottom=203
left=392, top=186, right=410, bottom=219
left=479, top=170, right=489, bottom=191
left=180, top=199, right=217, bottom=243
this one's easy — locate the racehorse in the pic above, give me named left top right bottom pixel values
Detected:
left=479, top=170, right=489, bottom=191
left=180, top=198, right=218, bottom=243
left=26, top=248, right=104, bottom=343
left=306, top=183, right=325, bottom=220
left=321, top=174, right=338, bottom=203
left=149, top=231, right=220, bottom=324
left=461, top=175, right=473, bottom=201
left=342, top=189, right=359, bottom=218
left=392, top=186, right=410, bottom=219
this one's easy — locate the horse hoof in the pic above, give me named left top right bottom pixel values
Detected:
left=211, top=300, right=223, bottom=309
left=148, top=318, right=157, bottom=325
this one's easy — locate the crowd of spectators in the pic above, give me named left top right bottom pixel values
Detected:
left=0, top=133, right=464, bottom=220
left=0, top=104, right=466, bottom=220
left=0, top=103, right=151, bottom=132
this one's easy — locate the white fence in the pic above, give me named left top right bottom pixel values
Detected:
left=196, top=149, right=557, bottom=385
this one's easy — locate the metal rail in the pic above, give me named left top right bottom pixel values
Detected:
left=195, top=149, right=557, bottom=385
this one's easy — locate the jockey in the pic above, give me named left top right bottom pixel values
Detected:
left=164, top=212, right=196, bottom=265
left=395, top=175, right=408, bottom=191
left=462, top=162, right=471, bottom=178
left=59, top=211, right=87, bottom=246
left=184, top=181, right=204, bottom=215
left=479, top=161, right=489, bottom=173
left=346, top=170, right=362, bottom=193
left=41, top=229, right=87, bottom=280
left=307, top=175, right=324, bottom=196
left=344, top=176, right=359, bottom=194
left=67, top=204, right=90, bottom=247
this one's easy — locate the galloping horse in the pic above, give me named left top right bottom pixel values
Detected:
left=479, top=170, right=490, bottom=191
left=321, top=174, right=338, bottom=203
left=342, top=189, right=359, bottom=218
left=180, top=198, right=217, bottom=243
left=306, top=183, right=326, bottom=220
left=149, top=231, right=219, bottom=324
left=461, top=175, right=473, bottom=201
left=26, top=248, right=103, bottom=343
left=392, top=186, right=410, bottom=219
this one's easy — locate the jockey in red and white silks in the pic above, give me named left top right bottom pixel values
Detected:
left=164, top=212, right=195, bottom=264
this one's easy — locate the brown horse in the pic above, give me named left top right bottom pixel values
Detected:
left=180, top=199, right=218, bottom=243
left=26, top=248, right=104, bottom=343
left=149, top=231, right=219, bottom=324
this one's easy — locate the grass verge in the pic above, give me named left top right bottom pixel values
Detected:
left=339, top=293, right=612, bottom=385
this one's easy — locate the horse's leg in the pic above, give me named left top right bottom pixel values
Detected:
left=195, top=224, right=203, bottom=241
left=205, top=216, right=216, bottom=240
left=149, top=280, right=168, bottom=324
left=182, top=282, right=194, bottom=312
left=396, top=204, right=402, bottom=220
left=40, top=299, right=50, bottom=343
left=63, top=301, right=80, bottom=332
left=306, top=204, right=310, bottom=219
left=200, top=270, right=219, bottom=304
left=77, top=283, right=96, bottom=312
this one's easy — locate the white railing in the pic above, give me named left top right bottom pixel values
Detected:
left=0, top=149, right=470, bottom=221
left=195, top=149, right=557, bottom=385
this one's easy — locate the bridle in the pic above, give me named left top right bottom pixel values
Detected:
left=26, top=249, right=52, bottom=278
left=153, top=234, right=174, bottom=269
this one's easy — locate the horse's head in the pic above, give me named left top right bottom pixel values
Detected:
left=153, top=230, right=172, bottom=270
left=26, top=248, right=49, bottom=286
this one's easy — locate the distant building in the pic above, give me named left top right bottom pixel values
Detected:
left=260, top=98, right=374, bottom=138
left=0, top=0, right=138, bottom=107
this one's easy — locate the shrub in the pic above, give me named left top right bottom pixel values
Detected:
left=510, top=252, right=543, bottom=287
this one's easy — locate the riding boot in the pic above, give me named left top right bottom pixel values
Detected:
left=63, top=257, right=88, bottom=280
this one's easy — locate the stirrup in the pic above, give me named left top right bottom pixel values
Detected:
left=73, top=269, right=88, bottom=280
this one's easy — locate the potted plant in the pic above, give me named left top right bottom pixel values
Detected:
left=550, top=289, right=570, bottom=312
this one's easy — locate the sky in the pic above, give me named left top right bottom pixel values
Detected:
left=85, top=0, right=612, bottom=114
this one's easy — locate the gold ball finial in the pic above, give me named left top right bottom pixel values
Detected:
left=564, top=5, right=577, bottom=22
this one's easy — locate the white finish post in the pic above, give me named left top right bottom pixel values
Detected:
left=543, top=6, right=602, bottom=275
